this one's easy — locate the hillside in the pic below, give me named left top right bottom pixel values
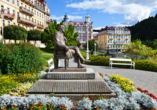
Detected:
left=127, top=15, right=157, bottom=41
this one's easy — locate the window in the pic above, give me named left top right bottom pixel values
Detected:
left=40, top=13, right=41, bottom=17
left=32, top=9, right=33, bottom=12
left=13, top=22, right=15, bottom=25
left=17, top=12, right=19, bottom=17
left=25, top=15, right=27, bottom=19
left=83, top=29, right=85, bottom=32
left=42, top=14, right=43, bottom=18
left=40, top=21, right=41, bottom=24
left=83, top=38, right=85, bottom=41
left=35, top=19, right=36, bottom=23
left=26, top=26, right=27, bottom=29
left=7, top=0, right=9, bottom=2
left=25, top=5, right=27, bottom=8
left=34, top=10, right=36, bottom=15
left=32, top=18, right=33, bottom=22
left=18, top=24, right=20, bottom=26
left=21, top=3, right=23, bottom=6
left=13, top=10, right=15, bottom=16
left=1, top=5, right=4, bottom=11
left=37, top=12, right=38, bottom=16
left=12, top=0, right=14, bottom=4
left=8, top=21, right=10, bottom=25
left=7, top=8, right=10, bottom=13
left=29, top=27, right=31, bottom=30
left=28, top=7, right=30, bottom=10
left=17, top=1, right=19, bottom=6
left=29, top=17, right=30, bottom=20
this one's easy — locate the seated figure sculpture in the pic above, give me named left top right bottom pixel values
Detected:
left=53, top=25, right=90, bottom=68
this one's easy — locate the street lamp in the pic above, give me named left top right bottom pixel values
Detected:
left=1, top=9, right=7, bottom=44
left=94, top=43, right=96, bottom=55
left=85, top=14, right=90, bottom=59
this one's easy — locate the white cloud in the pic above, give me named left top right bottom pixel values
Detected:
left=72, top=12, right=85, bottom=14
left=50, top=15, right=83, bottom=21
left=93, top=27, right=104, bottom=30
left=66, top=0, right=157, bottom=26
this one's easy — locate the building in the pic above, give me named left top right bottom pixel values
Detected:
left=0, top=0, right=50, bottom=44
left=96, top=26, right=131, bottom=51
left=62, top=13, right=93, bottom=48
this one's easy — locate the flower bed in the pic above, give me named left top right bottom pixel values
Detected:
left=0, top=95, right=73, bottom=110
left=78, top=74, right=157, bottom=110
left=0, top=73, right=43, bottom=96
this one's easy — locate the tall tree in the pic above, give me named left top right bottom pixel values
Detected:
left=3, top=25, right=27, bottom=43
left=41, top=20, right=79, bottom=49
left=27, top=29, right=42, bottom=45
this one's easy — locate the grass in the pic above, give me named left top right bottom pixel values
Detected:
left=40, top=48, right=53, bottom=54
left=80, top=49, right=106, bottom=55
left=42, top=54, right=54, bottom=72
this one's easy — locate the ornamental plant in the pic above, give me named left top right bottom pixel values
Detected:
left=0, top=73, right=43, bottom=96
left=109, top=74, right=135, bottom=93
left=0, top=43, right=44, bottom=74
left=0, top=95, right=73, bottom=110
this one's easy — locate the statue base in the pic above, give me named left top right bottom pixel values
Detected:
left=28, top=68, right=115, bottom=100
left=52, top=67, right=86, bottom=72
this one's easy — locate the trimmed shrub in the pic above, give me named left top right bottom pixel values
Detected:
left=82, top=53, right=157, bottom=72
left=135, top=60, right=157, bottom=72
left=0, top=43, right=44, bottom=74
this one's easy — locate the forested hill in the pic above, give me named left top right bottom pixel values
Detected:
left=127, top=14, right=157, bottom=41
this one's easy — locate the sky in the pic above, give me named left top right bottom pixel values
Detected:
left=46, top=0, right=157, bottom=29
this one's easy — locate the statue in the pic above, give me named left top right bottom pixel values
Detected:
left=53, top=25, right=90, bottom=68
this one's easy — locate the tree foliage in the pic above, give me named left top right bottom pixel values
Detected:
left=123, top=39, right=157, bottom=60
left=3, top=25, right=27, bottom=42
left=83, top=39, right=99, bottom=51
left=126, top=15, right=157, bottom=49
left=27, top=30, right=42, bottom=41
left=41, top=20, right=78, bottom=49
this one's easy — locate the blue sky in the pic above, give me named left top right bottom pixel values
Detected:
left=46, top=0, right=157, bottom=29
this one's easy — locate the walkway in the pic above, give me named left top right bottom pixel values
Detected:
left=60, top=58, right=157, bottom=96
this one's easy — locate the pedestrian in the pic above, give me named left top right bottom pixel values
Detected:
left=91, top=49, right=93, bottom=55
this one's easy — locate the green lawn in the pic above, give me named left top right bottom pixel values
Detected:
left=80, top=49, right=106, bottom=55
left=40, top=48, right=53, bottom=54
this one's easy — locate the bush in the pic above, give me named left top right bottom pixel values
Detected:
left=82, top=53, right=157, bottom=72
left=135, top=60, right=157, bottom=72
left=0, top=43, right=44, bottom=74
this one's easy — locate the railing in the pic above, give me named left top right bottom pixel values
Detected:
left=37, top=24, right=44, bottom=29
left=17, top=16, right=36, bottom=26
left=46, top=20, right=51, bottom=23
left=25, top=0, right=33, bottom=5
left=0, top=10, right=15, bottom=19
left=19, top=6, right=34, bottom=16
left=34, top=4, right=45, bottom=13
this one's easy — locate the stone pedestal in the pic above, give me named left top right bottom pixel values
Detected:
left=28, top=68, right=115, bottom=100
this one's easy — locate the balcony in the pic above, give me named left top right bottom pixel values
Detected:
left=46, top=20, right=51, bottom=23
left=34, top=4, right=45, bottom=13
left=19, top=7, right=34, bottom=16
left=108, top=37, right=113, bottom=40
left=37, top=24, right=44, bottom=29
left=17, top=17, right=36, bottom=26
left=0, top=10, right=15, bottom=19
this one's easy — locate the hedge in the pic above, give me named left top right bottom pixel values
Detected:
left=82, top=53, right=157, bottom=72
left=0, top=43, right=44, bottom=74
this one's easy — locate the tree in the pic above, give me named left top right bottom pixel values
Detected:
left=76, top=40, right=81, bottom=47
left=83, top=39, right=99, bottom=51
left=41, top=20, right=78, bottom=50
left=3, top=25, right=27, bottom=43
left=27, top=30, right=42, bottom=45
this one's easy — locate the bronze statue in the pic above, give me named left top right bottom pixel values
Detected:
left=53, top=25, right=90, bottom=68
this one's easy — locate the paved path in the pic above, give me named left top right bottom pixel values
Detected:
left=60, top=58, right=157, bottom=96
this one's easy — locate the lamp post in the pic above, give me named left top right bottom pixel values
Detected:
left=94, top=43, right=96, bottom=55
left=1, top=9, right=7, bottom=44
left=85, top=14, right=90, bottom=59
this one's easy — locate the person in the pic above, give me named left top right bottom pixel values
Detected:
left=91, top=49, right=93, bottom=55
left=53, top=25, right=90, bottom=68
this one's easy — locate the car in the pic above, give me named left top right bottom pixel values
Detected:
left=111, top=50, right=116, bottom=53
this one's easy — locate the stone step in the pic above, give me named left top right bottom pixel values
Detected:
left=47, top=68, right=95, bottom=80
